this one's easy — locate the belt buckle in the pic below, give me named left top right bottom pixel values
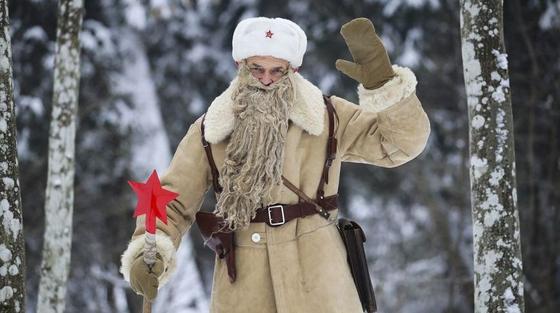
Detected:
left=267, top=204, right=285, bottom=226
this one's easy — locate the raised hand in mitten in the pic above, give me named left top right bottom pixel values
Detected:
left=335, top=17, right=396, bottom=90
left=129, top=252, right=164, bottom=301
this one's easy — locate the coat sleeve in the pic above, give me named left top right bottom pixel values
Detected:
left=120, top=117, right=211, bottom=287
left=332, top=65, right=431, bottom=168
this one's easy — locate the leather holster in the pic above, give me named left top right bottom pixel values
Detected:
left=337, top=218, right=378, bottom=313
left=195, top=212, right=236, bottom=283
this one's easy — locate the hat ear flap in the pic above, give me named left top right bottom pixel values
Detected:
left=232, top=18, right=260, bottom=61
left=275, top=18, right=307, bottom=67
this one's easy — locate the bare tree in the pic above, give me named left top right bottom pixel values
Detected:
left=36, top=0, right=83, bottom=312
left=0, top=1, right=26, bottom=312
left=460, top=1, right=525, bottom=312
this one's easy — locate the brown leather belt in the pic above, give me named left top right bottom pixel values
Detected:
left=251, top=194, right=339, bottom=227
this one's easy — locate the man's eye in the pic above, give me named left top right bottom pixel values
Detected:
left=272, top=69, right=286, bottom=76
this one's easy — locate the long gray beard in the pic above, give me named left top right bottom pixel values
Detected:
left=213, top=63, right=296, bottom=231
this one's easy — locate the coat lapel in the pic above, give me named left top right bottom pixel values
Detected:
left=203, top=73, right=325, bottom=144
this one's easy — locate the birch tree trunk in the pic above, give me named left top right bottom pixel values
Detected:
left=0, top=1, right=26, bottom=312
left=460, top=1, right=525, bottom=312
left=36, top=0, right=83, bottom=312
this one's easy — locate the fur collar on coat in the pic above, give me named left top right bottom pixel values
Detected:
left=203, top=72, right=326, bottom=144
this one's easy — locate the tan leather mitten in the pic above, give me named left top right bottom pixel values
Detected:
left=335, top=17, right=396, bottom=89
left=129, top=253, right=164, bottom=301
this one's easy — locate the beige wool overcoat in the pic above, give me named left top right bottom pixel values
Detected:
left=120, top=64, right=431, bottom=313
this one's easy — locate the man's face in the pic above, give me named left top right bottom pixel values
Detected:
left=245, top=56, right=291, bottom=87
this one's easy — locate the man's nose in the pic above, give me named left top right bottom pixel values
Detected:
left=260, top=73, right=273, bottom=86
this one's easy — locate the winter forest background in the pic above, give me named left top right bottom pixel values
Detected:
left=3, top=0, right=559, bottom=312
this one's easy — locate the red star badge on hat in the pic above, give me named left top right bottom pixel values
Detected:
left=265, top=30, right=274, bottom=38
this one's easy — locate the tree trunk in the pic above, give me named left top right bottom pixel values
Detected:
left=460, top=1, right=525, bottom=312
left=0, top=1, right=26, bottom=312
left=36, top=0, right=83, bottom=312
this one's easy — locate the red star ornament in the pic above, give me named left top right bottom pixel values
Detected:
left=265, top=30, right=274, bottom=38
left=128, top=169, right=179, bottom=234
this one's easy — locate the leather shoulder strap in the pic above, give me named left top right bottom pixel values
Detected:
left=316, top=95, right=338, bottom=202
left=200, top=114, right=223, bottom=194
left=281, top=175, right=332, bottom=219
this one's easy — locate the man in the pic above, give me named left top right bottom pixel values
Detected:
left=120, top=16, right=430, bottom=313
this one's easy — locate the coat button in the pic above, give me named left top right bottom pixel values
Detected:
left=251, top=233, right=261, bottom=243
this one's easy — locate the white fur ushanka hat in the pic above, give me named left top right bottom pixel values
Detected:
left=232, top=17, right=308, bottom=68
